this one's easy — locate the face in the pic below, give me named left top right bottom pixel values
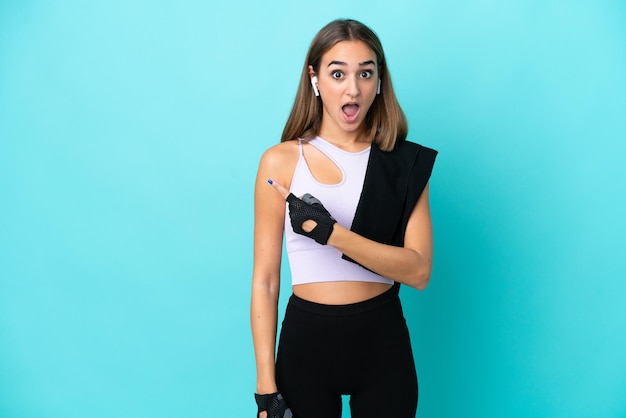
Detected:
left=311, top=40, right=379, bottom=140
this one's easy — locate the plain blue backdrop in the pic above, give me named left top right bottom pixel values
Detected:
left=1, top=1, right=625, bottom=417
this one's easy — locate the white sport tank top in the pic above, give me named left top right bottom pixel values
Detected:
left=285, top=136, right=394, bottom=286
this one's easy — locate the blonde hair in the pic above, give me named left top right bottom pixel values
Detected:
left=280, top=19, right=407, bottom=151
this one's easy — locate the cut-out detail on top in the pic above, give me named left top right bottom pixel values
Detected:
left=300, top=139, right=344, bottom=186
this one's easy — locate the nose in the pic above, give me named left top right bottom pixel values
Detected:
left=345, top=75, right=360, bottom=98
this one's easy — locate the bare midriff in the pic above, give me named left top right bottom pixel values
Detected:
left=293, top=281, right=393, bottom=305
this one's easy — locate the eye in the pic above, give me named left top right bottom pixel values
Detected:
left=331, top=70, right=344, bottom=80
left=360, top=70, right=373, bottom=79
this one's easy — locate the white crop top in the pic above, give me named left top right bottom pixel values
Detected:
left=285, top=136, right=394, bottom=286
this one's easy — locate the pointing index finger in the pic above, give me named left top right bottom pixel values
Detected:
left=267, top=179, right=290, bottom=199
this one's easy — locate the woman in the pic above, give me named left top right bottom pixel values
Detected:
left=251, top=19, right=437, bottom=418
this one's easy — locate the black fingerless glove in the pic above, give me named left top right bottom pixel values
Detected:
left=287, top=193, right=337, bottom=245
left=254, top=392, right=293, bottom=418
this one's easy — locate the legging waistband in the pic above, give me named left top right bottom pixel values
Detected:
left=287, top=283, right=400, bottom=317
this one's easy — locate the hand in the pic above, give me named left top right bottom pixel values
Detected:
left=268, top=180, right=336, bottom=245
left=254, top=392, right=293, bottom=418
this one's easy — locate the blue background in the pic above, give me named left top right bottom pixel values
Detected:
left=1, top=1, right=625, bottom=417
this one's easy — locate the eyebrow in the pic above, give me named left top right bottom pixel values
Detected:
left=327, top=60, right=376, bottom=67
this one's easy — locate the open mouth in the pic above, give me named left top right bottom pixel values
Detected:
left=342, top=103, right=360, bottom=122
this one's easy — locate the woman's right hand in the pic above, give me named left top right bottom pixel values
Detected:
left=254, top=392, right=293, bottom=418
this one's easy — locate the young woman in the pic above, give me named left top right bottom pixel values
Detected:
left=251, top=19, right=437, bottom=418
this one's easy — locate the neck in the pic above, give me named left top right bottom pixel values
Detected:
left=318, top=125, right=370, bottom=151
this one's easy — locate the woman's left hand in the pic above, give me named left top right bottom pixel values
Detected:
left=268, top=179, right=336, bottom=244
left=267, top=179, right=290, bottom=199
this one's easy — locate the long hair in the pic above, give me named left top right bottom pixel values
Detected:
left=280, top=19, right=407, bottom=151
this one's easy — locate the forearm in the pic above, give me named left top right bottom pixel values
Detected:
left=250, top=282, right=280, bottom=393
left=328, top=224, right=432, bottom=289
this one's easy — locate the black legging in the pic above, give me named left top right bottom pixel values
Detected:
left=275, top=285, right=418, bottom=418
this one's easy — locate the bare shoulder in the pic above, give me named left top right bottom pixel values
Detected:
left=260, top=140, right=299, bottom=166
left=258, top=140, right=300, bottom=187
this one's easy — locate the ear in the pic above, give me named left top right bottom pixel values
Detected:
left=308, top=65, right=320, bottom=97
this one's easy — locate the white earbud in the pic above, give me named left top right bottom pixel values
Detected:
left=311, top=76, right=320, bottom=97
left=377, top=79, right=381, bottom=95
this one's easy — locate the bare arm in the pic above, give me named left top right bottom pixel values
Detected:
left=250, top=145, right=297, bottom=395
left=329, top=183, right=433, bottom=289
